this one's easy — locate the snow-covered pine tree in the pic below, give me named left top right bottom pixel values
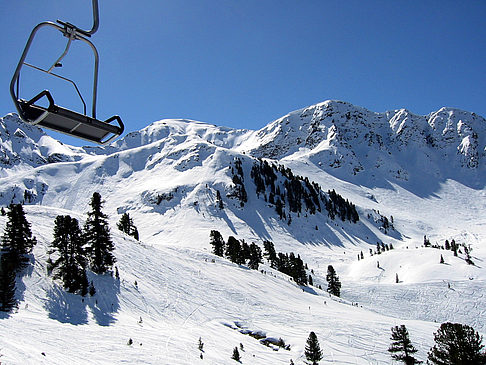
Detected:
left=216, top=189, right=224, bottom=209
left=48, top=215, right=89, bottom=295
left=209, top=230, right=225, bottom=257
left=263, top=240, right=277, bottom=268
left=292, top=254, right=308, bottom=286
left=326, top=265, right=341, bottom=297
left=1, top=203, right=36, bottom=268
left=231, top=346, right=241, bottom=361
left=304, top=331, right=323, bottom=365
left=388, top=325, right=422, bottom=364
left=84, top=192, right=116, bottom=274
left=240, top=240, right=251, bottom=263
left=117, top=212, right=139, bottom=240
left=225, top=236, right=242, bottom=264
left=248, top=242, right=263, bottom=270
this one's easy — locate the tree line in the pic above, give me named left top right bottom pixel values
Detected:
left=209, top=231, right=342, bottom=297
left=209, top=230, right=262, bottom=270
left=249, top=158, right=359, bottom=223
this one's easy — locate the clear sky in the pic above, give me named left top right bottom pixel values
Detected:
left=1, top=0, right=485, bottom=146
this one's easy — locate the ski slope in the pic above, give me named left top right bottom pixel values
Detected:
left=0, top=206, right=440, bottom=364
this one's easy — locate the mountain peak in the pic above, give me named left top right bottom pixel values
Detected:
left=241, top=100, right=486, bottom=187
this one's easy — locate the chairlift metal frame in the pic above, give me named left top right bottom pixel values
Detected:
left=10, top=0, right=124, bottom=144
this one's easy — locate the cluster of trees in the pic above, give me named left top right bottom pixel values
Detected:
left=252, top=161, right=323, bottom=217
left=0, top=204, right=37, bottom=312
left=302, top=322, right=485, bottom=365
left=227, top=157, right=363, bottom=225
left=424, top=236, right=474, bottom=265
left=210, top=230, right=262, bottom=270
left=47, top=192, right=116, bottom=295
left=265, top=239, right=341, bottom=295
left=263, top=240, right=308, bottom=286
left=0, top=192, right=134, bottom=309
left=367, top=209, right=395, bottom=234
left=228, top=158, right=248, bottom=207
left=388, top=322, right=485, bottom=365
left=357, top=242, right=395, bottom=261
left=326, top=189, right=359, bottom=223
left=210, top=233, right=342, bottom=293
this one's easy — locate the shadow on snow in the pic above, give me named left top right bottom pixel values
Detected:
left=44, top=272, right=120, bottom=326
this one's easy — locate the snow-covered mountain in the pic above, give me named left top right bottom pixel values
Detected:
left=242, top=100, right=486, bottom=187
left=0, top=100, right=485, bottom=364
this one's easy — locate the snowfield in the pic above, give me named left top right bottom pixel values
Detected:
left=0, top=100, right=485, bottom=364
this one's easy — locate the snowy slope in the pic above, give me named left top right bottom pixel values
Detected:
left=0, top=100, right=485, bottom=363
left=0, top=206, right=441, bottom=364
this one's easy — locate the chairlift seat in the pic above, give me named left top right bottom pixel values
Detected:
left=18, top=90, right=124, bottom=145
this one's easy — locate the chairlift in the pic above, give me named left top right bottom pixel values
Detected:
left=9, top=0, right=124, bottom=144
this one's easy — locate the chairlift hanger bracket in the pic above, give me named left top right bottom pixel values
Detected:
left=9, top=0, right=124, bottom=145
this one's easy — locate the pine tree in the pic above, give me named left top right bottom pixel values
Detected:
left=428, top=322, right=486, bottom=365
left=0, top=255, right=17, bottom=312
left=451, top=239, right=458, bottom=257
left=388, top=325, right=422, bottom=364
left=1, top=203, right=37, bottom=267
left=464, top=245, right=474, bottom=265
left=84, top=193, right=116, bottom=274
left=231, top=346, right=241, bottom=361
left=209, top=230, right=225, bottom=257
left=240, top=240, right=251, bottom=263
left=263, top=240, right=277, bottom=268
left=440, top=255, right=445, bottom=264
left=117, top=213, right=139, bottom=240
left=305, top=331, right=323, bottom=365
left=291, top=254, right=308, bottom=286
left=216, top=190, right=224, bottom=209
left=198, top=337, right=204, bottom=352
left=326, top=265, right=341, bottom=297
left=48, top=215, right=89, bottom=295
left=248, top=243, right=262, bottom=270
left=225, top=236, right=242, bottom=264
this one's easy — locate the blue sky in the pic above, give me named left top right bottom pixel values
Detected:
left=1, top=0, right=485, bottom=146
